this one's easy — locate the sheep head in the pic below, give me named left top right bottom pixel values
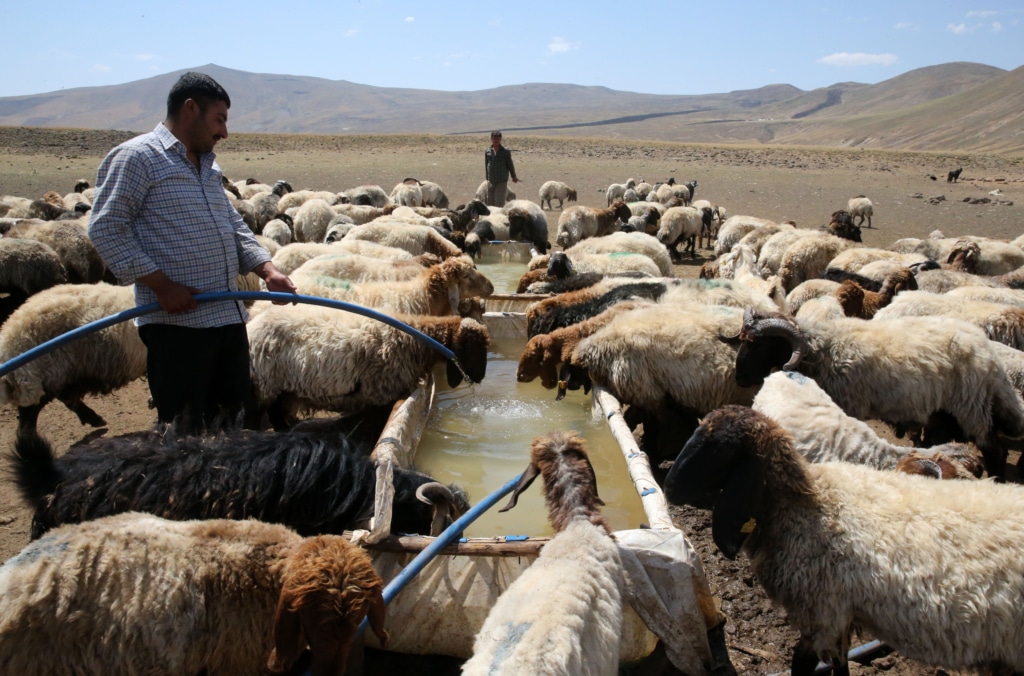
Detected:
left=449, top=317, right=489, bottom=387
left=500, top=430, right=608, bottom=534
left=611, top=200, right=632, bottom=223
left=721, top=309, right=807, bottom=388
left=946, top=240, right=980, bottom=273
left=834, top=281, right=866, bottom=318
left=546, top=251, right=575, bottom=279
left=416, top=482, right=467, bottom=536
left=269, top=536, right=388, bottom=675
left=453, top=256, right=494, bottom=307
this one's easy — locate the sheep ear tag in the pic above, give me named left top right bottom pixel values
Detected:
left=447, top=284, right=461, bottom=314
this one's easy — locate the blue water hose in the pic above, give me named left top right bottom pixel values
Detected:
left=0, top=291, right=457, bottom=380
left=355, top=471, right=527, bottom=638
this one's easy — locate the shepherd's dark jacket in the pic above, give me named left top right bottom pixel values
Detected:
left=485, top=145, right=517, bottom=184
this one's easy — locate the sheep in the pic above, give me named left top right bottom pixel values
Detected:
left=562, top=231, right=674, bottom=276
left=946, top=285, right=1024, bottom=306
left=653, top=206, right=704, bottom=261
left=634, top=181, right=653, bottom=200
left=832, top=267, right=917, bottom=319
left=874, top=290, right=1024, bottom=350
left=605, top=178, right=636, bottom=206
left=751, top=370, right=982, bottom=477
left=663, top=405, right=1024, bottom=675
left=12, top=424, right=470, bottom=539
left=947, top=166, right=963, bottom=183
left=0, top=283, right=146, bottom=436
left=294, top=254, right=492, bottom=317
left=4, top=219, right=106, bottom=284
left=717, top=243, right=787, bottom=311
left=824, top=246, right=928, bottom=274
left=0, top=513, right=389, bottom=675
left=248, top=180, right=294, bottom=232
left=343, top=184, right=390, bottom=207
left=416, top=180, right=449, bottom=209
left=462, top=431, right=624, bottom=676
left=846, top=195, right=873, bottom=228
left=824, top=210, right=863, bottom=242
left=623, top=205, right=661, bottom=235
left=475, top=180, right=515, bottom=204
left=248, top=307, right=489, bottom=425
left=262, top=215, right=293, bottom=247
left=912, top=267, right=1005, bottom=293
left=526, top=279, right=674, bottom=338
left=753, top=228, right=822, bottom=279
left=292, top=250, right=441, bottom=283
left=292, top=198, right=337, bottom=243
left=0, top=238, right=67, bottom=325
left=272, top=241, right=413, bottom=275
left=343, top=222, right=464, bottom=259
left=734, top=221, right=795, bottom=259
left=544, top=250, right=662, bottom=280
left=892, top=235, right=1024, bottom=276
left=390, top=178, right=424, bottom=207
left=238, top=179, right=272, bottom=199
left=621, top=188, right=639, bottom=203
left=330, top=202, right=399, bottom=225
left=61, top=191, right=91, bottom=212
left=714, top=215, right=777, bottom=257
left=777, top=233, right=860, bottom=292
left=504, top=199, right=552, bottom=254
left=555, top=201, right=631, bottom=250
left=723, top=308, right=1024, bottom=478
left=564, top=303, right=758, bottom=466
left=538, top=180, right=578, bottom=210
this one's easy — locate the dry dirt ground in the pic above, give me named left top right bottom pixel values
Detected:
left=1, top=129, right=1023, bottom=675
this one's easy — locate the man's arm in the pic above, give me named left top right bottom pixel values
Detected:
left=506, top=149, right=518, bottom=183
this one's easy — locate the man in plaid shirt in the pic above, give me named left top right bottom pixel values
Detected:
left=89, top=72, right=296, bottom=432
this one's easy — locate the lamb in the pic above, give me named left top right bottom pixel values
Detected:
left=12, top=424, right=470, bottom=539
left=664, top=406, right=1024, bottom=674
left=504, top=199, right=552, bottom=254
left=653, top=180, right=697, bottom=206
left=292, top=255, right=493, bottom=317
left=555, top=201, right=632, bottom=249
left=723, top=308, right=1024, bottom=478
left=846, top=195, right=873, bottom=228
left=0, top=513, right=389, bottom=675
left=874, top=290, right=1024, bottom=350
left=947, top=166, right=963, bottom=183
left=342, top=221, right=464, bottom=259
left=751, top=370, right=982, bottom=477
left=462, top=431, right=624, bottom=676
left=248, top=306, right=489, bottom=426
left=0, top=283, right=146, bottom=436
left=0, top=238, right=67, bottom=325
left=832, top=267, right=917, bottom=319
left=538, top=181, right=578, bottom=210
left=605, top=178, right=636, bottom=206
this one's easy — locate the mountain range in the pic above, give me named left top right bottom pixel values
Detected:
left=0, top=62, right=1021, bottom=154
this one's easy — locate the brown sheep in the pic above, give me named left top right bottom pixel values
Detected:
left=834, top=267, right=917, bottom=319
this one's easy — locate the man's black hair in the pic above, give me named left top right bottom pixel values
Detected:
left=166, top=72, right=231, bottom=119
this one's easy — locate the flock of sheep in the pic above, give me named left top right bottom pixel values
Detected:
left=1, top=163, right=1024, bottom=674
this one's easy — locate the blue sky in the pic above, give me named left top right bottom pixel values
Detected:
left=3, top=1, right=1021, bottom=98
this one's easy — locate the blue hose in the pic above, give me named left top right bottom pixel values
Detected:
left=0, top=291, right=457, bottom=380
left=355, top=471, right=527, bottom=637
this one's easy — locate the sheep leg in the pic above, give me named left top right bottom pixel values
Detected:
left=790, top=636, right=821, bottom=676
left=59, top=396, right=107, bottom=428
left=16, top=402, right=48, bottom=436
left=979, top=440, right=1009, bottom=481
left=267, top=397, right=298, bottom=431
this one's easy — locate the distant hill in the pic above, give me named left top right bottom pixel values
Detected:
left=0, top=62, right=1021, bottom=154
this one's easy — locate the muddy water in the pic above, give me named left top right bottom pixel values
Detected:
left=416, top=337, right=649, bottom=538
left=475, top=257, right=526, bottom=294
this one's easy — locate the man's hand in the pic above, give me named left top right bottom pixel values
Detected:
left=512, top=177, right=520, bottom=183
left=138, top=270, right=200, bottom=313
left=253, top=261, right=298, bottom=304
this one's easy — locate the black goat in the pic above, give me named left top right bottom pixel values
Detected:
left=11, top=423, right=470, bottom=540
left=947, top=167, right=963, bottom=183
left=526, top=281, right=671, bottom=338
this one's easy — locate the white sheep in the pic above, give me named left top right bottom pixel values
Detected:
left=248, top=307, right=489, bottom=421
left=752, top=228, right=821, bottom=279
left=463, top=431, right=624, bottom=676
left=475, top=180, right=515, bottom=204
left=784, top=279, right=841, bottom=315
left=0, top=513, right=388, bottom=675
left=892, top=235, right=1024, bottom=276
left=331, top=203, right=398, bottom=224
left=343, top=184, right=390, bottom=207
left=261, top=217, right=293, bottom=247
left=390, top=179, right=424, bottom=207
left=0, top=282, right=146, bottom=435
left=291, top=251, right=440, bottom=284
left=874, top=290, right=1024, bottom=350
left=605, top=178, right=636, bottom=206
left=292, top=198, right=336, bottom=243
left=292, top=255, right=493, bottom=317
left=418, top=180, right=449, bottom=208
left=277, top=189, right=338, bottom=213
left=342, top=222, right=463, bottom=259
left=777, top=233, right=860, bottom=292
left=713, top=215, right=777, bottom=257
left=656, top=206, right=706, bottom=260
left=717, top=243, right=787, bottom=311
left=846, top=195, right=873, bottom=228
left=665, top=406, right=1024, bottom=674
left=0, top=238, right=67, bottom=322
left=563, top=231, right=673, bottom=277
left=824, top=246, right=928, bottom=274
left=752, top=370, right=981, bottom=477
left=729, top=309, right=1024, bottom=478
left=555, top=202, right=632, bottom=249
left=538, top=180, right=578, bottom=210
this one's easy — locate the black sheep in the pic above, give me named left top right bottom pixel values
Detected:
left=526, top=281, right=671, bottom=337
left=11, top=423, right=470, bottom=540
left=821, top=267, right=883, bottom=292
left=947, top=167, right=963, bottom=183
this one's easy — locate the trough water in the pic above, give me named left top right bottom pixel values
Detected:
left=414, top=253, right=648, bottom=537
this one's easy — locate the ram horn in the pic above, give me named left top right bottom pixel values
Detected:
left=749, top=316, right=807, bottom=371
left=416, top=482, right=457, bottom=536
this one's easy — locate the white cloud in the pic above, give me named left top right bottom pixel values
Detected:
left=894, top=21, right=918, bottom=30
left=89, top=64, right=111, bottom=72
left=992, top=21, right=1003, bottom=32
left=547, top=36, right=578, bottom=54
left=405, top=16, right=414, bottom=22
left=966, top=10, right=996, bottom=18
left=817, top=52, right=898, bottom=67
left=133, top=53, right=155, bottom=61
left=947, top=22, right=971, bottom=34
left=344, top=28, right=358, bottom=37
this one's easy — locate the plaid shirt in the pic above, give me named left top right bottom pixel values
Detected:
left=88, top=123, right=270, bottom=328
left=484, top=145, right=517, bottom=184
